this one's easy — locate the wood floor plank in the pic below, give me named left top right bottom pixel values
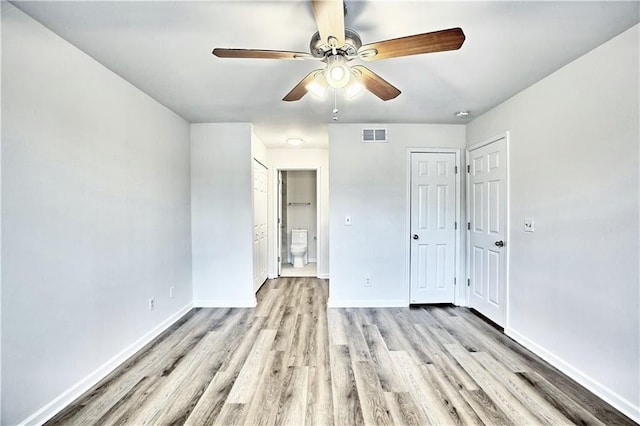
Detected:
left=97, top=375, right=163, bottom=426
left=351, top=360, right=394, bottom=425
left=254, top=287, right=278, bottom=317
left=459, top=388, right=511, bottom=426
left=226, top=329, right=277, bottom=403
left=243, top=350, right=287, bottom=425
left=342, top=309, right=373, bottom=362
left=305, top=303, right=334, bottom=425
left=217, top=314, right=266, bottom=374
left=472, top=351, right=573, bottom=424
left=327, top=308, right=348, bottom=346
left=288, top=313, right=312, bottom=366
left=414, top=323, right=479, bottom=392
left=450, top=312, right=529, bottom=373
left=378, top=309, right=432, bottom=365
left=330, top=344, right=365, bottom=426
left=305, top=365, right=334, bottom=426
left=515, top=371, right=608, bottom=426
left=184, top=371, right=236, bottom=425
left=388, top=350, right=457, bottom=424
left=48, top=278, right=635, bottom=426
left=392, top=308, right=439, bottom=364
left=384, top=391, right=427, bottom=426
left=444, top=343, right=541, bottom=424
left=422, top=363, right=484, bottom=425
left=274, top=366, right=309, bottom=426
left=213, top=402, right=247, bottom=426
left=272, top=304, right=297, bottom=352
left=361, top=324, right=407, bottom=393
left=126, top=331, right=224, bottom=424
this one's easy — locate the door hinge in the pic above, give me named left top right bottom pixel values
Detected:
left=455, top=166, right=458, bottom=174
left=454, top=277, right=457, bottom=285
left=278, top=218, right=281, bottom=224
left=467, top=222, right=471, bottom=230
left=278, top=256, right=281, bottom=262
left=467, top=165, right=470, bottom=173
left=467, top=278, right=470, bottom=287
left=455, top=222, right=458, bottom=230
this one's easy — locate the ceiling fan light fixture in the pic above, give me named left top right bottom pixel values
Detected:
left=305, top=72, right=328, bottom=98
left=344, top=75, right=365, bottom=99
left=325, top=55, right=351, bottom=88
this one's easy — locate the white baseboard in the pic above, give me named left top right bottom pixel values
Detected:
left=19, top=303, right=193, bottom=426
left=317, top=273, right=330, bottom=279
left=194, top=299, right=256, bottom=308
left=505, top=327, right=640, bottom=423
left=327, top=298, right=407, bottom=308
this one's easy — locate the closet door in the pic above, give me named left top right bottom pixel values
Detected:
left=253, top=160, right=268, bottom=292
left=409, top=152, right=457, bottom=303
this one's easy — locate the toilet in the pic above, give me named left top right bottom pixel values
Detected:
left=290, top=229, right=308, bottom=268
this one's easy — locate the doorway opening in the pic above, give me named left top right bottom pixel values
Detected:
left=278, top=169, right=318, bottom=277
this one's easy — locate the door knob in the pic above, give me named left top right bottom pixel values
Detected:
left=494, top=240, right=504, bottom=247
left=412, top=234, right=419, bottom=240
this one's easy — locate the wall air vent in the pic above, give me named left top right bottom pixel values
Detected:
left=361, top=128, right=388, bottom=143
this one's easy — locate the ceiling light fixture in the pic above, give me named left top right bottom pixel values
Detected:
left=325, top=55, right=351, bottom=88
left=286, top=137, right=304, bottom=146
left=305, top=72, right=328, bottom=98
left=344, top=76, right=365, bottom=99
left=455, top=111, right=470, bottom=118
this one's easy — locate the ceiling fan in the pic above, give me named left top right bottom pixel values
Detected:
left=212, top=0, right=465, bottom=102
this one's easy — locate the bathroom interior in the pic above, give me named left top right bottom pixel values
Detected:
left=279, top=170, right=317, bottom=277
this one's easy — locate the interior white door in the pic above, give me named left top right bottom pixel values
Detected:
left=468, top=136, right=507, bottom=326
left=253, top=160, right=268, bottom=292
left=410, top=152, right=457, bottom=304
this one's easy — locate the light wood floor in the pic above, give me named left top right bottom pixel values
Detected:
left=48, top=278, right=634, bottom=425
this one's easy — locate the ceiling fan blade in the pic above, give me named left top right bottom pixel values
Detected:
left=283, top=70, right=321, bottom=102
left=312, top=0, right=345, bottom=48
left=358, top=27, right=465, bottom=61
left=212, top=48, right=314, bottom=60
left=351, top=65, right=401, bottom=101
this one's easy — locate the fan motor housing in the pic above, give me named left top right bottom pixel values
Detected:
left=309, top=28, right=362, bottom=58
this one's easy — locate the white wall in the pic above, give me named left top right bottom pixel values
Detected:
left=1, top=4, right=193, bottom=424
left=466, top=24, right=640, bottom=421
left=286, top=171, right=318, bottom=262
left=191, top=123, right=255, bottom=307
left=328, top=124, right=465, bottom=307
left=267, top=148, right=329, bottom=278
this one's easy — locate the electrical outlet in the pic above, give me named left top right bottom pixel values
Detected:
left=149, top=298, right=154, bottom=311
left=169, top=286, right=174, bottom=299
left=364, top=275, right=372, bottom=287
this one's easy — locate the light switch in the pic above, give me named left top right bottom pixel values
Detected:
left=345, top=215, right=352, bottom=226
left=524, top=218, right=534, bottom=232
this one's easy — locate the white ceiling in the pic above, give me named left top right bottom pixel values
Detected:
left=11, top=1, right=639, bottom=148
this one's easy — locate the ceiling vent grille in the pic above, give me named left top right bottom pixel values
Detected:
left=362, top=128, right=388, bottom=143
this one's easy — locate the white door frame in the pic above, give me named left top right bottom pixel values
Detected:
left=406, top=148, right=463, bottom=305
left=272, top=167, right=321, bottom=278
left=277, top=170, right=283, bottom=277
left=466, top=132, right=510, bottom=327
